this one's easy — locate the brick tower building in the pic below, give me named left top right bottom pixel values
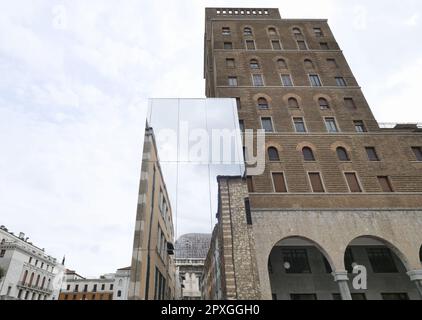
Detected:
left=202, top=8, right=422, bottom=300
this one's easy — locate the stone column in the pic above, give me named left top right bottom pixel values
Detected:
left=333, top=271, right=352, bottom=300
left=407, top=270, right=422, bottom=299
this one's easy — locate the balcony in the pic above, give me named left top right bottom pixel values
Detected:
left=17, top=281, right=53, bottom=294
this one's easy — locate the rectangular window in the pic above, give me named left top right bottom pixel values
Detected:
left=93, top=284, right=97, bottom=292
left=314, top=28, right=323, bottom=37
left=261, top=117, right=274, bottom=132
left=308, top=172, right=325, bottom=193
left=226, top=58, right=235, bottom=67
left=74, top=285, right=79, bottom=293
left=246, top=176, right=254, bottom=192
left=293, top=117, right=307, bottom=133
left=325, top=117, right=339, bottom=133
left=223, top=42, right=233, bottom=50
left=381, top=293, right=409, bottom=300
left=282, top=249, right=311, bottom=274
left=252, top=74, right=264, bottom=87
left=246, top=40, right=256, bottom=50
left=354, top=120, right=366, bottom=133
left=344, top=98, right=356, bottom=110
left=367, top=248, right=398, bottom=273
left=336, top=77, right=347, bottom=87
left=378, top=176, right=394, bottom=192
left=345, top=173, right=362, bottom=193
left=271, top=40, right=282, bottom=50
left=101, top=284, right=105, bottom=291
left=239, top=120, right=245, bottom=132
left=222, top=27, right=231, bottom=35
left=228, top=77, right=238, bottom=86
left=0, top=249, right=5, bottom=257
left=365, top=147, right=380, bottom=161
left=66, top=284, right=70, bottom=291
left=272, top=172, right=287, bottom=193
left=327, top=58, right=338, bottom=68
left=412, top=146, right=422, bottom=161
left=309, top=74, right=322, bottom=87
left=280, top=74, right=293, bottom=87
left=235, top=97, right=241, bottom=109
left=110, top=284, right=114, bottom=290
left=297, top=40, right=307, bottom=50
left=290, top=294, right=317, bottom=300
left=83, top=284, right=88, bottom=292
left=320, top=42, right=329, bottom=50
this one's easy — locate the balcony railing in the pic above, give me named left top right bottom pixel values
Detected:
left=378, top=123, right=422, bottom=129
left=17, top=281, right=53, bottom=294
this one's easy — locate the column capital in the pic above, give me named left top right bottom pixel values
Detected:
left=332, top=270, right=349, bottom=282
left=407, top=269, right=422, bottom=281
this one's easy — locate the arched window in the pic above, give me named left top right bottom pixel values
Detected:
left=257, top=97, right=269, bottom=109
left=293, top=28, right=303, bottom=38
left=118, top=279, right=123, bottom=286
left=117, top=290, right=122, bottom=297
left=304, top=59, right=315, bottom=69
left=41, top=277, right=46, bottom=289
left=244, top=27, right=253, bottom=36
left=35, top=275, right=40, bottom=287
left=268, top=147, right=280, bottom=161
left=29, top=272, right=34, bottom=286
left=277, top=59, right=287, bottom=69
left=318, top=98, right=330, bottom=110
left=250, top=59, right=260, bottom=69
left=268, top=27, right=277, bottom=35
left=288, top=97, right=299, bottom=109
left=302, top=147, right=316, bottom=161
left=336, top=147, right=350, bottom=161
left=22, top=270, right=28, bottom=284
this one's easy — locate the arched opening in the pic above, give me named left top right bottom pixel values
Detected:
left=318, top=97, right=329, bottom=110
left=22, top=270, right=28, bottom=284
left=277, top=58, right=287, bottom=69
left=288, top=97, right=299, bottom=109
left=343, top=236, right=417, bottom=300
left=336, top=147, right=350, bottom=161
left=268, top=237, right=336, bottom=300
left=268, top=147, right=280, bottom=161
left=250, top=59, right=260, bottom=69
left=304, top=59, right=314, bottom=69
left=302, top=147, right=315, bottom=161
left=28, top=272, right=34, bottom=286
left=257, top=97, right=269, bottom=109
left=268, top=27, right=277, bottom=36
left=244, top=27, right=253, bottom=36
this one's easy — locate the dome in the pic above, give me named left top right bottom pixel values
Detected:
left=175, top=233, right=212, bottom=259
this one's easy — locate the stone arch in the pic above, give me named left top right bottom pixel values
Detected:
left=291, top=26, right=304, bottom=35
left=296, top=142, right=317, bottom=152
left=265, top=141, right=284, bottom=152
left=242, top=25, right=254, bottom=36
left=273, top=56, right=289, bottom=69
left=282, top=93, right=303, bottom=107
left=267, top=25, right=279, bottom=36
left=330, top=141, right=353, bottom=153
left=252, top=93, right=273, bottom=105
left=343, top=235, right=412, bottom=272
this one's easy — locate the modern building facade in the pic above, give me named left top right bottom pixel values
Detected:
left=202, top=7, right=422, bottom=300
left=128, top=125, right=176, bottom=300
left=175, top=233, right=211, bottom=300
left=0, top=226, right=65, bottom=300
left=58, top=267, right=130, bottom=300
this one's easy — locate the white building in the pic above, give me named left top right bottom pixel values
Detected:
left=0, top=225, right=65, bottom=300
left=59, top=267, right=131, bottom=300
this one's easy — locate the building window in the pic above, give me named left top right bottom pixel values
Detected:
left=322, top=255, right=332, bottom=273
left=304, top=59, right=315, bottom=69
left=246, top=176, right=254, bottom=192
left=228, top=77, right=238, bottom=86
left=318, top=98, right=330, bottom=110
left=272, top=173, right=287, bottom=193
left=378, top=176, right=394, bottom=192
left=344, top=98, right=356, bottom=110
left=282, top=249, right=311, bottom=274
left=367, top=248, right=398, bottom=273
left=314, top=28, right=323, bottom=37
left=268, top=27, right=277, bottom=36
left=327, top=58, right=338, bottom=68
left=261, top=117, right=274, bottom=132
left=293, top=117, right=307, bottom=133
left=93, top=284, right=97, bottom=292
left=0, top=249, right=5, bottom=257
left=235, top=97, right=241, bottom=109
left=411, top=146, right=422, bottom=161
left=110, top=284, right=114, bottom=290
left=84, top=284, right=88, bottom=292
left=226, top=58, right=235, bottom=67
left=223, top=42, right=233, bottom=50
left=66, top=284, right=70, bottom=291
left=277, top=59, right=287, bottom=69
left=288, top=97, right=299, bottom=109
left=344, top=172, right=363, bottom=193
left=292, top=27, right=302, bottom=38
left=297, top=40, right=308, bottom=50
left=257, top=97, right=269, bottom=109
left=309, top=74, right=322, bottom=87
left=239, top=120, right=245, bottom=132
left=117, top=290, right=122, bottom=297
left=302, top=147, right=316, bottom=161
left=320, top=42, right=329, bottom=50
left=381, top=293, right=409, bottom=300
left=252, top=74, right=264, bottom=86
left=280, top=74, right=293, bottom=86
left=354, top=120, right=367, bottom=133
left=222, top=27, right=231, bottom=35
left=244, top=27, right=253, bottom=36
left=335, top=77, right=347, bottom=87
left=245, top=40, right=256, bottom=50
left=249, top=59, right=260, bottom=69
left=325, top=117, right=339, bottom=133
left=308, top=172, right=325, bottom=193
left=271, top=40, right=282, bottom=50
left=365, top=147, right=380, bottom=161
left=268, top=147, right=280, bottom=161
left=290, top=294, right=317, bottom=300
left=74, top=285, right=79, bottom=292
left=336, top=147, right=350, bottom=161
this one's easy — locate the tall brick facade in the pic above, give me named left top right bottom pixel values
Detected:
left=202, top=8, right=422, bottom=300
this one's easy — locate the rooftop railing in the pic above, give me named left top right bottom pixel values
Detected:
left=378, top=123, right=422, bottom=129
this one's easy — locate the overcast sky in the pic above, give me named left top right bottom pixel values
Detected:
left=1, top=0, right=422, bottom=277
